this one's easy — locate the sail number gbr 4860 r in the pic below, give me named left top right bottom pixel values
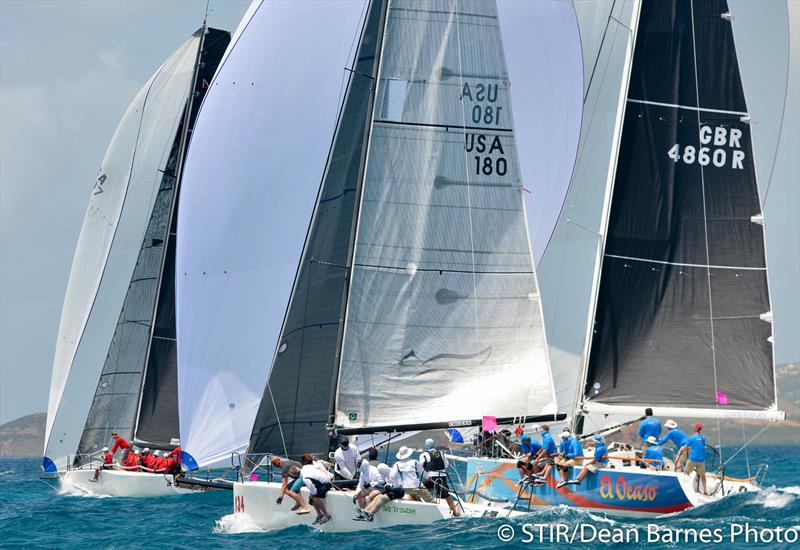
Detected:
left=667, top=125, right=745, bottom=169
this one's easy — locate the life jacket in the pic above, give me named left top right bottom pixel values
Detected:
left=423, top=448, right=445, bottom=471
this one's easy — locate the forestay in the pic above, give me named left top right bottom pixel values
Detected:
left=44, top=34, right=201, bottom=473
left=335, top=0, right=559, bottom=431
left=176, top=0, right=371, bottom=468
left=583, top=0, right=782, bottom=420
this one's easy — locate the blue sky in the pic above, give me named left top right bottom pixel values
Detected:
left=1, top=0, right=797, bottom=424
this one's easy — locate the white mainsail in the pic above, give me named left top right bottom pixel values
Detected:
left=44, top=35, right=201, bottom=473
left=175, top=0, right=371, bottom=468
left=334, top=0, right=580, bottom=431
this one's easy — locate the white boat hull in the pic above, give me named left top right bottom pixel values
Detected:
left=232, top=481, right=514, bottom=532
left=61, top=469, right=191, bottom=497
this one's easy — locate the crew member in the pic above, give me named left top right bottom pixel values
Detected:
left=272, top=455, right=311, bottom=514
left=642, top=436, right=664, bottom=470
left=109, top=431, right=130, bottom=464
left=301, top=453, right=334, bottom=525
left=638, top=408, right=662, bottom=450
left=140, top=448, right=155, bottom=471
left=124, top=449, right=141, bottom=471
left=681, top=424, right=707, bottom=495
left=360, top=463, right=404, bottom=522
left=90, top=447, right=113, bottom=482
left=165, top=447, right=181, bottom=475
left=390, top=446, right=435, bottom=503
left=569, top=434, right=609, bottom=485
left=152, top=450, right=167, bottom=473
left=659, top=420, right=689, bottom=471
left=519, top=434, right=543, bottom=473
left=537, top=425, right=558, bottom=480
left=419, top=439, right=460, bottom=516
left=556, top=429, right=584, bottom=488
left=333, top=436, right=360, bottom=489
left=353, top=447, right=385, bottom=517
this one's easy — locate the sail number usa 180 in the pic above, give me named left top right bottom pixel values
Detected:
left=460, top=81, right=508, bottom=176
left=667, top=125, right=745, bottom=169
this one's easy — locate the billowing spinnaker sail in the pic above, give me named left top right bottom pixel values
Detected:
left=538, top=0, right=640, bottom=424
left=44, top=34, right=201, bottom=472
left=583, top=0, right=780, bottom=418
left=496, top=0, right=583, bottom=266
left=176, top=0, right=370, bottom=468
left=335, top=0, right=558, bottom=431
left=246, top=0, right=385, bottom=460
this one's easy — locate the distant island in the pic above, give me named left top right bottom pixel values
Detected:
left=1, top=364, right=796, bottom=457
left=0, top=412, right=46, bottom=457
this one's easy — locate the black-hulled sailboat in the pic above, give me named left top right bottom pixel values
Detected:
left=466, top=0, right=786, bottom=516
left=43, top=26, right=230, bottom=497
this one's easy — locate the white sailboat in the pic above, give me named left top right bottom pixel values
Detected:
left=173, top=0, right=583, bottom=531
left=466, top=0, right=789, bottom=516
left=43, top=26, right=231, bottom=497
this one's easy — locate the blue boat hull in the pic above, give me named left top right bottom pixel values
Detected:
left=465, top=458, right=694, bottom=517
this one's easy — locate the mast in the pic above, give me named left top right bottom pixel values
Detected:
left=571, top=0, right=642, bottom=434
left=132, top=25, right=207, bottom=445
left=327, top=0, right=389, bottom=451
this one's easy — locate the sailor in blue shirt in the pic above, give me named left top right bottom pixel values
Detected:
left=570, top=434, right=609, bottom=485
left=556, top=429, right=584, bottom=488
left=537, top=425, right=559, bottom=480
left=659, top=419, right=689, bottom=470
left=637, top=408, right=662, bottom=450
left=517, top=434, right=544, bottom=478
left=642, top=436, right=664, bottom=470
left=681, top=423, right=708, bottom=495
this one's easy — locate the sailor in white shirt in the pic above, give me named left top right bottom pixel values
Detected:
left=300, top=453, right=333, bottom=525
left=390, top=446, right=435, bottom=502
left=353, top=447, right=387, bottom=517
left=360, top=456, right=407, bottom=521
left=333, top=437, right=361, bottom=488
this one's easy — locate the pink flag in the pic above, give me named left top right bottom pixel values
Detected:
left=715, top=391, right=729, bottom=405
left=482, top=415, right=498, bottom=433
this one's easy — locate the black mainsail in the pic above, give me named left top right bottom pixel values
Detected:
left=581, top=0, right=781, bottom=419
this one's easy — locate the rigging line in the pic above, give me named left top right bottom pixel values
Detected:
left=453, top=1, right=482, bottom=417
left=583, top=0, right=617, bottom=103
left=689, top=0, right=723, bottom=464
left=741, top=419, right=752, bottom=478
left=267, top=384, right=289, bottom=459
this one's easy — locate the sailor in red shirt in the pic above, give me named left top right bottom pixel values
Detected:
left=140, top=448, right=154, bottom=471
left=165, top=447, right=181, bottom=475
left=110, top=431, right=130, bottom=458
left=90, top=447, right=113, bottom=482
left=153, top=451, right=167, bottom=473
left=124, top=449, right=141, bottom=471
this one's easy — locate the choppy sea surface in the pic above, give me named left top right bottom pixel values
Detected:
left=1, top=445, right=798, bottom=549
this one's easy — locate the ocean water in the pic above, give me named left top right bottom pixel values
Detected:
left=1, top=445, right=798, bottom=549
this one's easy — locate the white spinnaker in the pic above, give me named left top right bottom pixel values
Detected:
left=537, top=0, right=641, bottom=428
left=497, top=0, right=583, bottom=266
left=335, top=0, right=571, bottom=430
left=176, top=0, right=369, bottom=468
left=44, top=35, right=200, bottom=471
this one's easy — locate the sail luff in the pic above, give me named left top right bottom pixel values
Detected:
left=132, top=27, right=206, bottom=445
left=572, top=0, right=643, bottom=430
left=330, top=0, right=390, bottom=445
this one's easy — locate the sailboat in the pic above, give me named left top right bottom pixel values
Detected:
left=465, top=0, right=788, bottom=516
left=42, top=26, right=230, bottom=497
left=173, top=0, right=582, bottom=531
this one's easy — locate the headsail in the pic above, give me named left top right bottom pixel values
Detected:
left=581, top=0, right=783, bottom=420
left=335, top=0, right=561, bottom=433
left=176, top=0, right=371, bottom=468
left=44, top=32, right=205, bottom=473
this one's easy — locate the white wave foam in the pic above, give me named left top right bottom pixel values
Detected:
left=756, top=487, right=796, bottom=509
left=0, top=470, right=14, bottom=477
left=57, top=482, right=110, bottom=498
left=213, top=513, right=265, bottom=534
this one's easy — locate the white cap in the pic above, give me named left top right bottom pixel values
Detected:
left=665, top=419, right=677, bottom=429
left=153, top=450, right=160, bottom=457
left=102, top=447, right=109, bottom=452
left=424, top=438, right=435, bottom=450
left=559, top=431, right=570, bottom=439
left=134, top=450, right=140, bottom=455
left=646, top=435, right=658, bottom=445
left=142, top=447, right=150, bottom=453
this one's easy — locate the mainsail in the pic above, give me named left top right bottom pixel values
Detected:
left=176, top=0, right=371, bottom=468
left=43, top=28, right=229, bottom=473
left=580, top=0, right=783, bottom=421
